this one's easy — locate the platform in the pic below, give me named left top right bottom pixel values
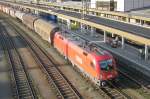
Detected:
left=62, top=27, right=150, bottom=78
left=57, top=10, right=150, bottom=39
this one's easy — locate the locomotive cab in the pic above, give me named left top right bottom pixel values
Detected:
left=93, top=52, right=118, bottom=86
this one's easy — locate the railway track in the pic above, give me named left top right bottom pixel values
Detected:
left=118, top=63, right=150, bottom=94
left=6, top=19, right=81, bottom=99
left=65, top=24, right=150, bottom=95
left=101, top=84, right=128, bottom=99
left=0, top=22, right=36, bottom=99
left=59, top=27, right=132, bottom=99
left=63, top=26, right=150, bottom=98
left=8, top=18, right=132, bottom=99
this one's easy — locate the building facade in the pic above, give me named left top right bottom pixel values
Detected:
left=90, top=0, right=150, bottom=12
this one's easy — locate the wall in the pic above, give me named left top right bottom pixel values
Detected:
left=117, top=0, right=150, bottom=12
left=90, top=0, right=150, bottom=12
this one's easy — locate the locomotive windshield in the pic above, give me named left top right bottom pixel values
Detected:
left=99, top=59, right=113, bottom=71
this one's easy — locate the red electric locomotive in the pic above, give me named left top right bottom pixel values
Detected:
left=53, top=32, right=118, bottom=86
left=1, top=9, right=118, bottom=86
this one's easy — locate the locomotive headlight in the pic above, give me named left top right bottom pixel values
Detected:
left=93, top=59, right=96, bottom=66
left=101, top=81, right=105, bottom=87
left=49, top=37, right=50, bottom=42
left=100, top=75, right=103, bottom=80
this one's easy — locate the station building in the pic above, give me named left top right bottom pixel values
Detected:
left=90, top=0, right=150, bottom=12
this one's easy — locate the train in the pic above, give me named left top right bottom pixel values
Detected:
left=0, top=5, right=118, bottom=86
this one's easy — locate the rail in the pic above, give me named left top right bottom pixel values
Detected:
left=6, top=19, right=81, bottom=99
left=0, top=21, right=36, bottom=99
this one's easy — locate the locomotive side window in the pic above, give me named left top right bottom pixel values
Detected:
left=99, top=59, right=113, bottom=71
left=59, top=36, right=64, bottom=40
left=90, top=62, right=95, bottom=69
left=83, top=52, right=88, bottom=56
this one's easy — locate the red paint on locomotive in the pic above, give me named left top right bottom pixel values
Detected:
left=53, top=32, right=118, bottom=86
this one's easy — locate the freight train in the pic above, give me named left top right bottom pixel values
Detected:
left=0, top=5, right=118, bottom=86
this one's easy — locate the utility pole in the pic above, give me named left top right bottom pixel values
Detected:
left=110, top=0, right=114, bottom=11
left=81, top=0, right=85, bottom=20
left=81, top=0, right=89, bottom=19
left=12, top=0, right=16, bottom=2
left=81, top=0, right=89, bottom=32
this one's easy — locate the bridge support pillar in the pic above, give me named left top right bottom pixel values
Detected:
left=112, top=33, right=114, bottom=37
left=81, top=23, right=84, bottom=32
left=67, top=19, right=71, bottom=30
left=145, top=45, right=148, bottom=60
left=90, top=27, right=95, bottom=37
left=121, top=36, right=125, bottom=49
left=35, top=10, right=39, bottom=15
left=104, top=31, right=107, bottom=43
left=127, top=18, right=130, bottom=22
left=61, top=7, right=63, bottom=10
left=140, top=20, right=144, bottom=25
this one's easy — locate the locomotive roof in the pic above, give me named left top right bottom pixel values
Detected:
left=60, top=31, right=105, bottom=55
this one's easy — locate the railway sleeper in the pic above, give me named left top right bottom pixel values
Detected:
left=60, top=88, right=72, bottom=92
left=20, top=95, right=33, bottom=99
left=15, top=74, right=25, bottom=77
left=56, top=83, right=68, bottom=87
left=56, top=82, right=67, bottom=86
left=52, top=73, right=61, bottom=76
left=63, top=92, right=75, bottom=96
left=112, top=93, right=122, bottom=97
left=17, top=85, right=30, bottom=89
left=61, top=88, right=71, bottom=91
left=114, top=95, right=125, bottom=99
left=50, top=73, right=60, bottom=77
left=62, top=91, right=74, bottom=95
left=59, top=84, right=69, bottom=87
left=16, top=77, right=27, bottom=80
left=54, top=77, right=63, bottom=81
left=19, top=89, right=32, bottom=93
left=57, top=85, right=69, bottom=89
left=19, top=91, right=32, bottom=95
left=15, top=73, right=25, bottom=79
left=18, top=76, right=27, bottom=79
left=62, top=93, right=75, bottom=97
left=53, top=79, right=66, bottom=83
left=18, top=86, right=30, bottom=90
left=19, top=94, right=33, bottom=98
left=18, top=88, right=31, bottom=92
left=60, top=85, right=70, bottom=89
left=17, top=83, right=28, bottom=87
left=57, top=84, right=69, bottom=88
left=55, top=79, right=66, bottom=83
left=49, top=70, right=58, bottom=73
left=53, top=75, right=63, bottom=79
left=48, top=68, right=57, bottom=72
left=17, top=81, right=28, bottom=85
left=43, top=62, right=52, bottom=66
left=64, top=94, right=77, bottom=98
left=110, top=92, right=120, bottom=97
left=109, top=90, right=118, bottom=93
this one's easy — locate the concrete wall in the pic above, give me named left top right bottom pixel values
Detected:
left=91, top=0, right=150, bottom=12
left=90, top=0, right=118, bottom=8
left=116, top=0, right=124, bottom=11
left=117, top=0, right=150, bottom=12
left=90, top=0, right=96, bottom=8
